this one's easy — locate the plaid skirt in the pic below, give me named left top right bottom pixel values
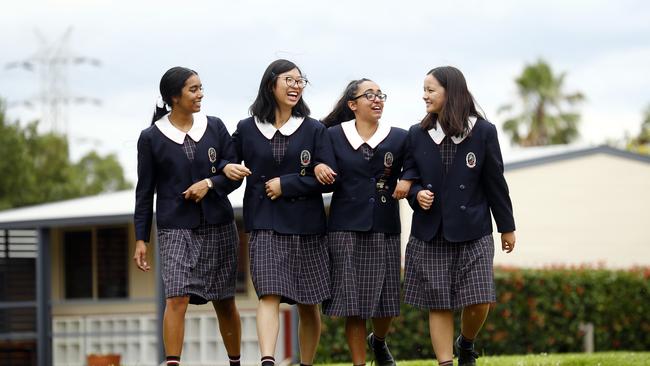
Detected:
left=403, top=234, right=496, bottom=310
left=158, top=221, right=239, bottom=305
left=249, top=230, right=330, bottom=305
left=323, top=231, right=401, bottom=319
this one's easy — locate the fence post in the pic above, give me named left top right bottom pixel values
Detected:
left=579, top=322, right=594, bottom=353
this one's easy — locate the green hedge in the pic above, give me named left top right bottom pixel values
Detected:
left=316, top=267, right=650, bottom=362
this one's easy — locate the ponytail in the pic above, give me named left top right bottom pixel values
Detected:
left=151, top=101, right=169, bottom=125
left=322, top=78, right=370, bottom=127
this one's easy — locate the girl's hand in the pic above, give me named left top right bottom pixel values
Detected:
left=265, top=177, right=282, bottom=200
left=416, top=189, right=435, bottom=210
left=183, top=179, right=209, bottom=202
left=314, top=163, right=337, bottom=185
left=223, top=163, right=251, bottom=181
left=392, top=179, right=412, bottom=199
left=133, top=240, right=151, bottom=272
left=501, top=231, right=516, bottom=253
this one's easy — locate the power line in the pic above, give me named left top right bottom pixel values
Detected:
left=4, top=26, right=102, bottom=134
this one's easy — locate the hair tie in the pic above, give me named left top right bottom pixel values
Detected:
left=156, top=96, right=167, bottom=109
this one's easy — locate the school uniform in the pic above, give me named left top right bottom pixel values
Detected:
left=134, top=113, right=240, bottom=304
left=401, top=117, right=515, bottom=310
left=322, top=120, right=407, bottom=319
left=232, top=115, right=336, bottom=304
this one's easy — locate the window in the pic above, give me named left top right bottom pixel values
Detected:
left=63, top=226, right=128, bottom=300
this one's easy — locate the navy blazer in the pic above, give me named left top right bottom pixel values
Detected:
left=134, top=116, right=239, bottom=242
left=232, top=116, right=337, bottom=234
left=402, top=118, right=515, bottom=242
left=326, top=125, right=407, bottom=233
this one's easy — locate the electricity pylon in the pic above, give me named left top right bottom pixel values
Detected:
left=5, top=26, right=101, bottom=133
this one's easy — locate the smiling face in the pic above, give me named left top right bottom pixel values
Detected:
left=348, top=80, right=384, bottom=123
left=171, top=74, right=203, bottom=113
left=423, top=73, right=446, bottom=114
left=272, top=67, right=304, bottom=110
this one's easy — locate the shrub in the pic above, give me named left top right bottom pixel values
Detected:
left=316, top=267, right=650, bottom=362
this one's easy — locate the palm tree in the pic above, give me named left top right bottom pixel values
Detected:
left=499, top=59, right=585, bottom=146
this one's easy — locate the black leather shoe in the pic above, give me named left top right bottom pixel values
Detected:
left=367, top=333, right=396, bottom=366
left=455, top=335, right=479, bottom=366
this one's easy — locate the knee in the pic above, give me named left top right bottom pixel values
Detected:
left=166, top=297, right=189, bottom=313
left=465, top=303, right=491, bottom=315
left=297, top=304, right=320, bottom=319
left=214, top=298, right=239, bottom=317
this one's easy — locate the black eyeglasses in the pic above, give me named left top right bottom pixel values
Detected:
left=352, top=92, right=388, bottom=102
left=283, top=76, right=309, bottom=88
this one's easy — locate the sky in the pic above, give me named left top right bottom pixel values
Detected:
left=1, top=0, right=649, bottom=183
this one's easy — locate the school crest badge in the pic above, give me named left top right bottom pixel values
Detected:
left=208, top=147, right=217, bottom=163
left=384, top=152, right=394, bottom=168
left=466, top=152, right=477, bottom=168
left=300, top=150, right=311, bottom=166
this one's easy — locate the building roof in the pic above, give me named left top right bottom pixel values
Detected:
left=0, top=185, right=247, bottom=229
left=1, top=144, right=648, bottom=229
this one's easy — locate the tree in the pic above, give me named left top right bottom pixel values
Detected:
left=0, top=99, right=132, bottom=210
left=499, top=59, right=585, bottom=146
left=626, top=104, right=650, bottom=155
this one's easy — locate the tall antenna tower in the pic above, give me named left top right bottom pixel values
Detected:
left=5, top=26, right=101, bottom=133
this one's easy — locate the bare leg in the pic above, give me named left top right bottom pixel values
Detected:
left=428, top=310, right=454, bottom=363
left=460, top=303, right=490, bottom=339
left=212, top=298, right=242, bottom=358
left=370, top=317, right=393, bottom=338
left=296, top=304, right=321, bottom=364
left=163, top=296, right=190, bottom=356
left=345, top=317, right=367, bottom=365
left=257, top=295, right=281, bottom=358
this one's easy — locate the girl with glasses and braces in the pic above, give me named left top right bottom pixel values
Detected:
left=223, top=59, right=336, bottom=366
left=315, top=78, right=411, bottom=366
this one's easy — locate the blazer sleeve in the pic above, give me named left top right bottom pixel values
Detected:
left=281, top=124, right=338, bottom=197
left=401, top=127, right=421, bottom=181
left=223, top=121, right=245, bottom=190
left=482, top=123, right=516, bottom=233
left=209, top=118, right=241, bottom=196
left=403, top=128, right=424, bottom=210
left=134, top=131, right=156, bottom=242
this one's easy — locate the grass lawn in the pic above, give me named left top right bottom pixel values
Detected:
left=322, top=352, right=650, bottom=366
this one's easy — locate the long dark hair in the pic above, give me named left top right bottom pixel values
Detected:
left=249, top=59, right=310, bottom=124
left=420, top=66, right=484, bottom=136
left=321, top=78, right=371, bottom=127
left=151, top=66, right=198, bottom=124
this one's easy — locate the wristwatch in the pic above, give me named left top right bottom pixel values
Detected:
left=204, top=178, right=213, bottom=189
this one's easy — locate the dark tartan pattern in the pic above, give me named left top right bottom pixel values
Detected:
left=323, top=231, right=401, bottom=318
left=249, top=230, right=330, bottom=305
left=158, top=221, right=239, bottom=305
left=182, top=135, right=197, bottom=161
left=403, top=234, right=496, bottom=309
left=440, top=136, right=457, bottom=175
left=361, top=143, right=375, bottom=161
left=270, top=131, right=289, bottom=164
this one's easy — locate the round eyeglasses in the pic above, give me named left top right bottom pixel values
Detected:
left=283, top=76, right=309, bottom=88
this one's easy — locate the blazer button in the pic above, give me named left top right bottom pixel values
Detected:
left=370, top=178, right=376, bottom=183
left=459, top=184, right=466, bottom=190
left=290, top=198, right=296, bottom=202
left=261, top=175, right=266, bottom=180
left=259, top=195, right=264, bottom=200
left=460, top=205, right=466, bottom=211
left=369, top=197, right=375, bottom=203
left=426, top=184, right=433, bottom=190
